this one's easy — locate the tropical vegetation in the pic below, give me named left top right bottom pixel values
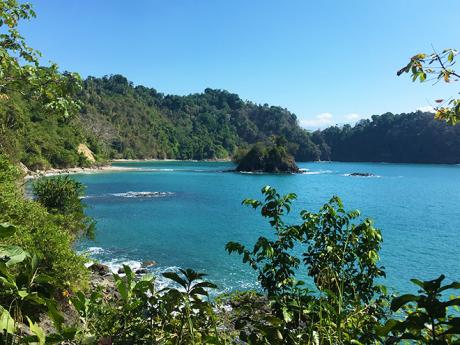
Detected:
left=234, top=136, right=299, bottom=173
left=1, top=0, right=460, bottom=344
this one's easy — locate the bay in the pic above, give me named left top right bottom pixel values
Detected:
left=75, top=161, right=460, bottom=294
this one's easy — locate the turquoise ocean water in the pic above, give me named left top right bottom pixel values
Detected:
left=75, top=161, right=460, bottom=294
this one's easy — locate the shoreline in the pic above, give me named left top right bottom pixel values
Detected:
left=24, top=165, right=143, bottom=180
left=111, top=158, right=232, bottom=163
left=24, top=158, right=233, bottom=179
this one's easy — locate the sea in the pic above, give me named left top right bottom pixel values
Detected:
left=74, top=161, right=460, bottom=294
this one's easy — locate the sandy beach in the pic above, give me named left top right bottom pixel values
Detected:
left=24, top=165, right=143, bottom=180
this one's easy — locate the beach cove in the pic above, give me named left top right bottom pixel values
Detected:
left=71, top=160, right=460, bottom=294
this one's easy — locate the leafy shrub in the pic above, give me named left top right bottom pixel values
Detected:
left=33, top=175, right=96, bottom=239
left=380, top=275, right=460, bottom=344
left=0, top=155, right=88, bottom=289
left=227, top=185, right=388, bottom=344
left=70, top=266, right=223, bottom=344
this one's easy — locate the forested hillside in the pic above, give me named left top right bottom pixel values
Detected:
left=79, top=75, right=320, bottom=161
left=0, top=72, right=98, bottom=171
left=3, top=73, right=460, bottom=170
left=317, top=111, right=460, bottom=164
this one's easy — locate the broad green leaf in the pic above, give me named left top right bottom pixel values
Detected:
left=115, top=278, right=129, bottom=301
left=391, top=294, right=419, bottom=311
left=0, top=223, right=15, bottom=238
left=163, top=271, right=187, bottom=289
left=28, top=317, right=46, bottom=345
left=0, top=245, right=28, bottom=266
left=0, top=306, right=15, bottom=334
left=18, top=290, right=29, bottom=298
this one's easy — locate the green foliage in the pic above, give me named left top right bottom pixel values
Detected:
left=302, top=196, right=385, bottom=304
left=2, top=176, right=460, bottom=344
left=79, top=75, right=322, bottom=162
left=69, top=266, right=224, bottom=344
left=0, top=0, right=82, bottom=116
left=0, top=0, right=90, bottom=170
left=227, top=186, right=388, bottom=344
left=226, top=186, right=301, bottom=295
left=235, top=137, right=300, bottom=173
left=398, top=48, right=460, bottom=125
left=0, top=154, right=88, bottom=288
left=319, top=111, right=460, bottom=163
left=380, top=275, right=460, bottom=344
left=0, top=222, right=70, bottom=345
left=32, top=175, right=96, bottom=239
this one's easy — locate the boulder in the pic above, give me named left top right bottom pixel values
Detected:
left=88, top=262, right=110, bottom=276
left=135, top=268, right=149, bottom=275
left=142, top=260, right=157, bottom=268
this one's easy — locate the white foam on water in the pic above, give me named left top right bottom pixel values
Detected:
left=86, top=246, right=105, bottom=255
left=104, top=258, right=143, bottom=273
left=152, top=266, right=182, bottom=291
left=301, top=170, right=333, bottom=175
left=110, top=191, right=175, bottom=198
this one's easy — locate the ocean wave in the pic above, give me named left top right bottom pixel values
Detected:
left=104, top=258, right=143, bottom=273
left=110, top=191, right=175, bottom=198
left=301, top=170, right=333, bottom=175
left=85, top=246, right=105, bottom=255
left=105, top=260, right=183, bottom=290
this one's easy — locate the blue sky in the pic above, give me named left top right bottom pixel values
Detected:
left=22, top=0, right=460, bottom=129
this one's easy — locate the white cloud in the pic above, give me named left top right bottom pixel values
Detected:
left=344, top=113, right=362, bottom=121
left=417, top=105, right=435, bottom=113
left=300, top=112, right=333, bottom=129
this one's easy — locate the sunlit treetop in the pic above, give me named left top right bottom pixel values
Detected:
left=0, top=0, right=81, bottom=119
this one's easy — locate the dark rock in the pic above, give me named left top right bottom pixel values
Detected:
left=349, top=172, right=374, bottom=177
left=117, top=266, right=125, bottom=274
left=88, top=262, right=110, bottom=276
left=142, top=260, right=157, bottom=268
left=135, top=268, right=149, bottom=275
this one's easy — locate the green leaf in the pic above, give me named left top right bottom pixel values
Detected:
left=420, top=72, right=427, bottom=82
left=376, top=319, right=399, bottom=336
left=391, top=294, right=419, bottom=311
left=0, top=223, right=16, bottom=238
left=18, top=290, right=29, bottom=298
left=0, top=245, right=28, bottom=266
left=115, top=278, right=129, bottom=301
left=282, top=307, right=293, bottom=323
left=163, top=271, right=187, bottom=289
left=439, top=281, right=460, bottom=292
left=0, top=306, right=15, bottom=334
left=27, top=317, right=46, bottom=345
left=47, top=300, right=65, bottom=331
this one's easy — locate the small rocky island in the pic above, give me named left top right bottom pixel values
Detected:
left=234, top=137, right=300, bottom=173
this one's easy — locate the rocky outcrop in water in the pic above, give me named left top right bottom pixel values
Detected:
left=235, top=138, right=300, bottom=173
left=349, top=172, right=374, bottom=177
